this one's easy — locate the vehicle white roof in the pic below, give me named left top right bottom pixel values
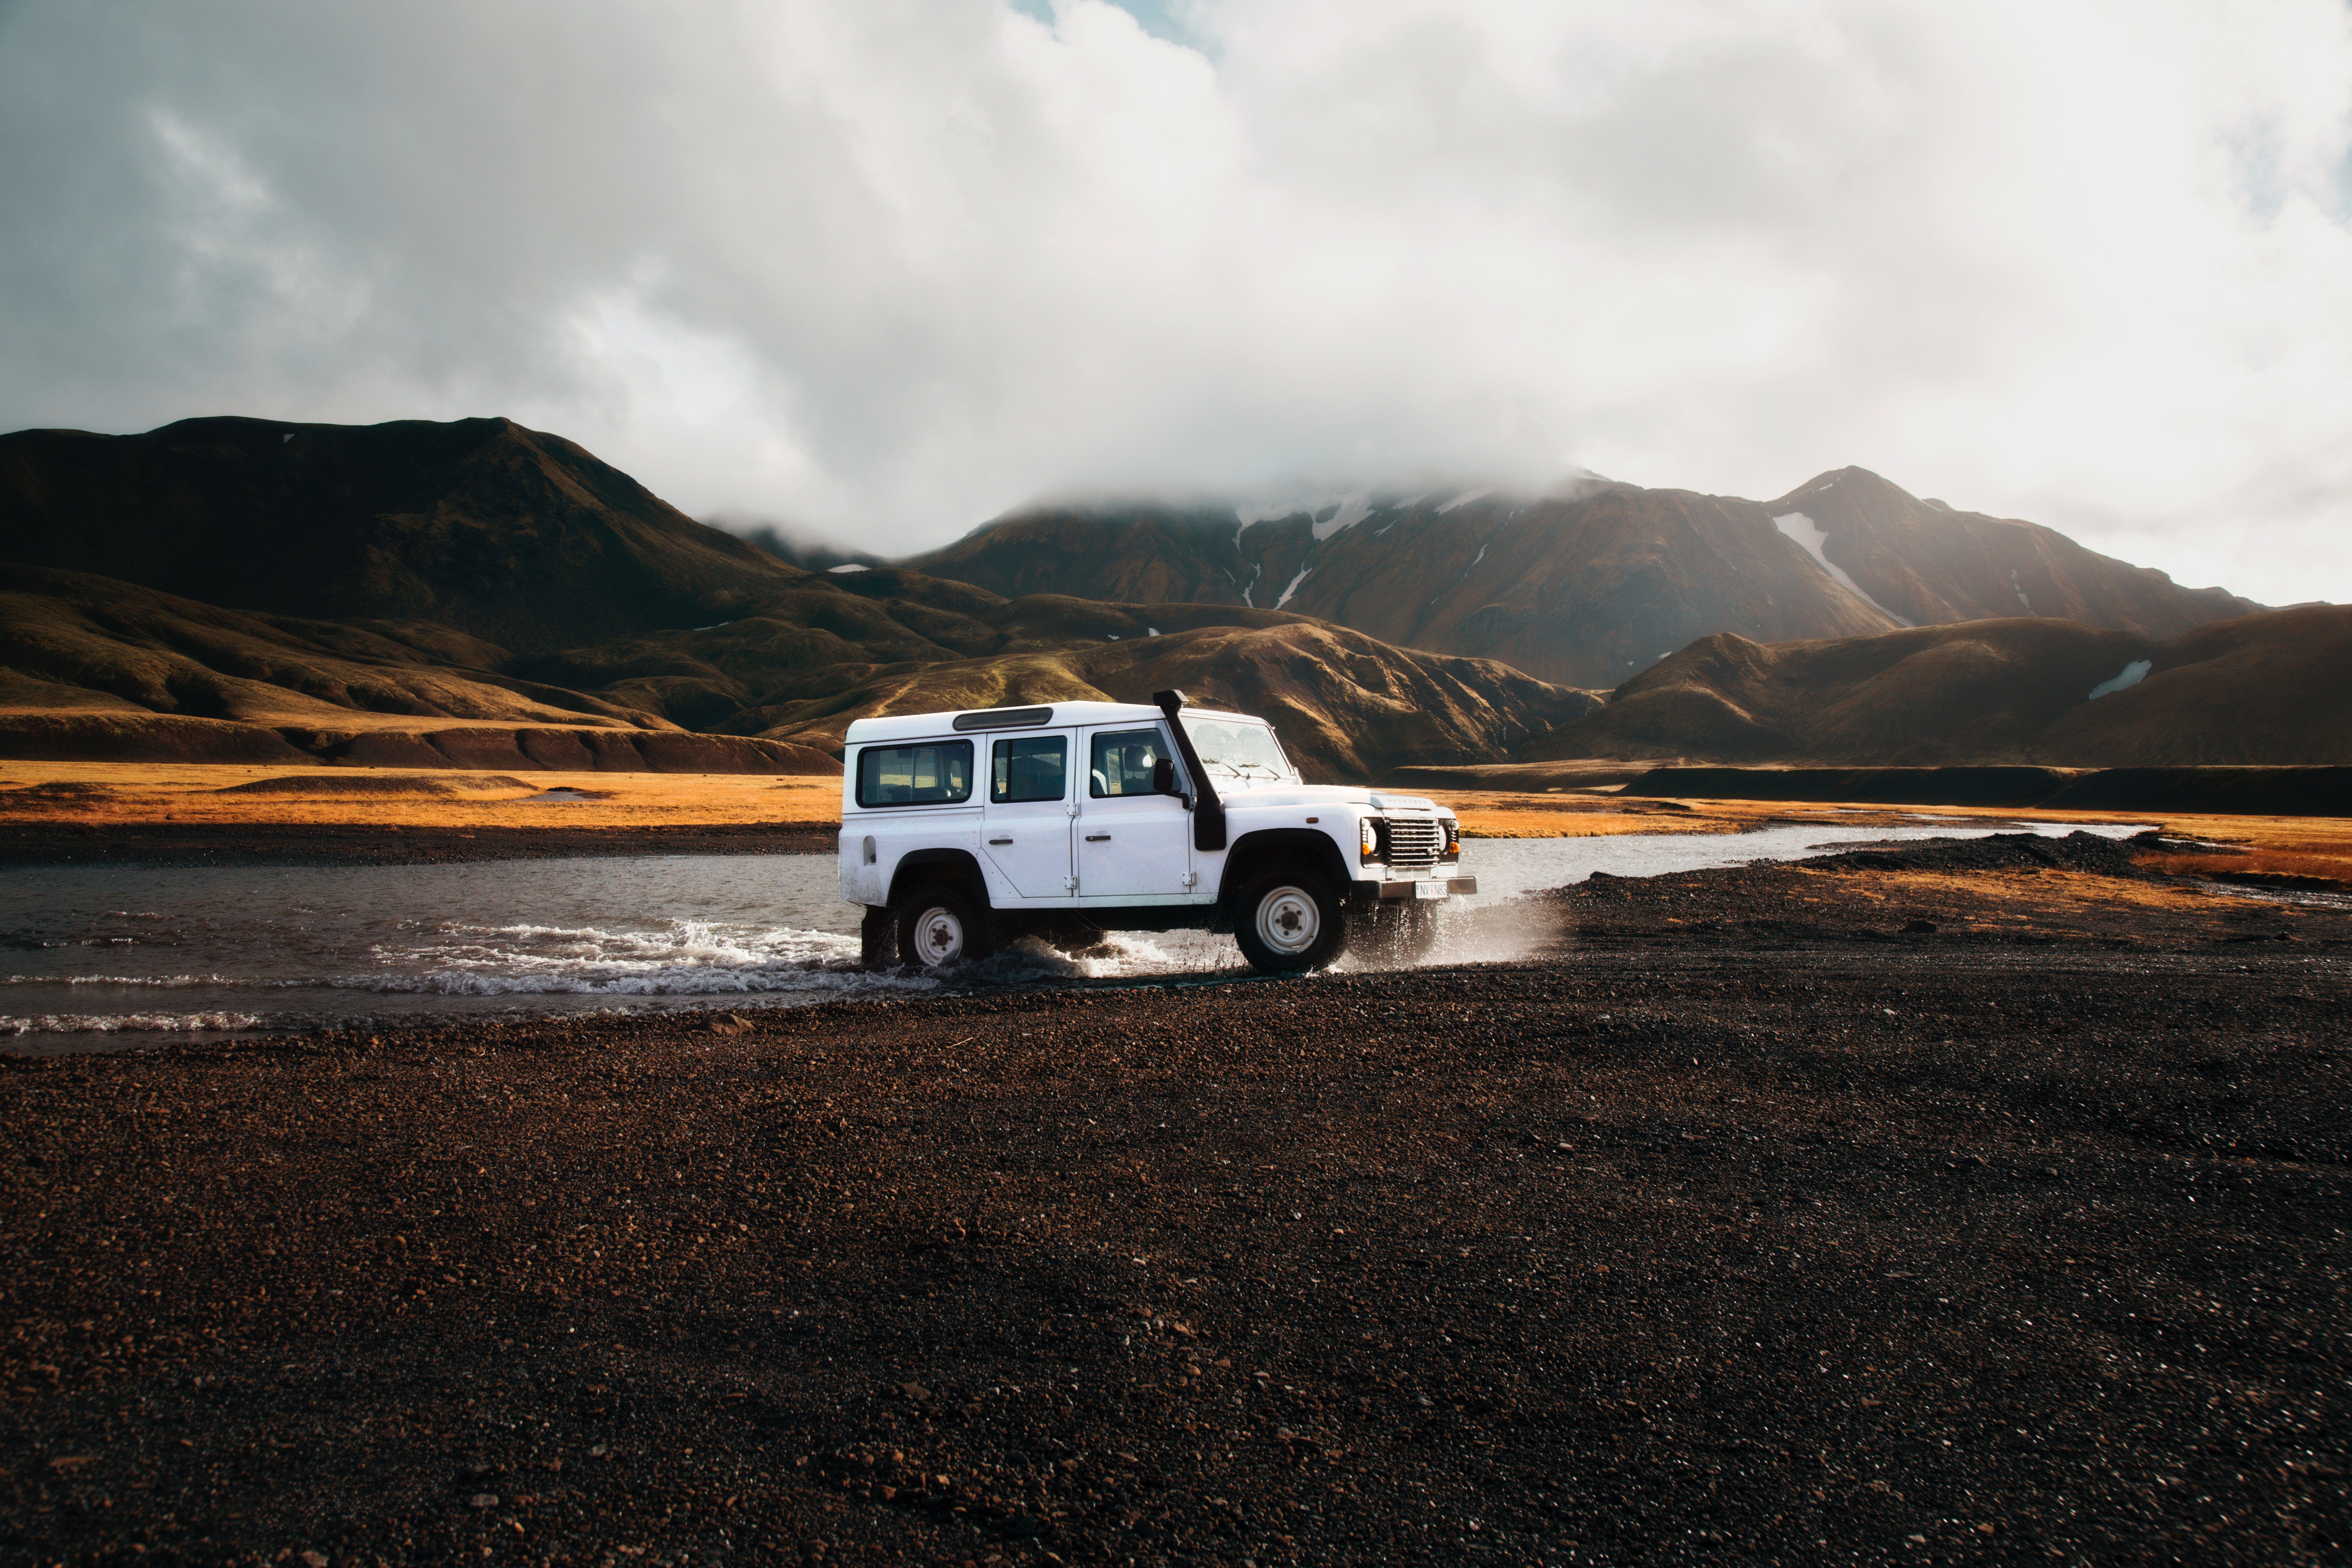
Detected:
left=842, top=701, right=1254, bottom=746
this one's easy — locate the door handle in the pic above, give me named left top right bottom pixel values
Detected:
left=1084, top=833, right=1111, bottom=842
left=987, top=837, right=1013, bottom=845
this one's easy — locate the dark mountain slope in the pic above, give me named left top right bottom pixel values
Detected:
left=0, top=564, right=661, bottom=731
left=517, top=575, right=1599, bottom=781
left=0, top=416, right=818, bottom=652
left=1764, top=468, right=2263, bottom=635
left=721, top=621, right=1597, bottom=783
left=0, top=546, right=1598, bottom=781
left=903, top=475, right=2259, bottom=687
left=0, top=564, right=839, bottom=772
left=1522, top=605, right=2352, bottom=768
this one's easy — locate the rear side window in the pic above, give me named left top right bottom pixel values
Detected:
left=991, top=735, right=1068, bottom=803
left=1090, top=727, right=1172, bottom=797
left=855, top=741, right=973, bottom=807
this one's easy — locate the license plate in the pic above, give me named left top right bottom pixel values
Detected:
left=1414, top=880, right=1449, bottom=900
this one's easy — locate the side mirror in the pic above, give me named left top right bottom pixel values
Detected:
left=1151, top=756, right=1177, bottom=794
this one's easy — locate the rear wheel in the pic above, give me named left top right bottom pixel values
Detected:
left=893, top=885, right=990, bottom=969
left=1233, top=864, right=1348, bottom=974
left=858, top=904, right=897, bottom=969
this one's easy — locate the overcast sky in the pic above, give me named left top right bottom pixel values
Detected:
left=3, top=0, right=2349, bottom=603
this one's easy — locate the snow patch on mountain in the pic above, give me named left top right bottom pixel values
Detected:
left=2087, top=659, right=2152, bottom=701
left=1234, top=488, right=1375, bottom=540
left=1438, top=487, right=1494, bottom=514
left=1275, top=567, right=1313, bottom=608
left=1771, top=511, right=1911, bottom=627
left=1312, top=492, right=1375, bottom=540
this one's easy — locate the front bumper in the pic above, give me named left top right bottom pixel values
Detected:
left=1353, top=875, right=1476, bottom=899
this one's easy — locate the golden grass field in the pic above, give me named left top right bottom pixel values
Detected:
left=3, top=760, right=2345, bottom=874
left=0, top=761, right=843, bottom=830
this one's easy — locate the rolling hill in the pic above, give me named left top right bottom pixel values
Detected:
left=521, top=599, right=1596, bottom=782
left=0, top=559, right=1594, bottom=781
left=0, top=564, right=839, bottom=772
left=903, top=470, right=2261, bottom=687
left=1521, top=605, right=2352, bottom=768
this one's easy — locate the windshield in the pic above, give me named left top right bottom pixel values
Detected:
left=1181, top=716, right=1293, bottom=781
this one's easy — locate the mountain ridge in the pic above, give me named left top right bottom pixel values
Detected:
left=0, top=417, right=1602, bottom=780
left=898, top=469, right=2262, bottom=687
left=3, top=413, right=2324, bottom=783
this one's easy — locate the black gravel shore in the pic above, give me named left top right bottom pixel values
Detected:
left=3, top=856, right=2348, bottom=1566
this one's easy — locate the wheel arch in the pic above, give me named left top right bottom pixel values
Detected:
left=887, top=848, right=991, bottom=911
left=1217, top=828, right=1352, bottom=908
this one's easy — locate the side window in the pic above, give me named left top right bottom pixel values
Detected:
left=854, top=741, right=973, bottom=807
left=1090, top=727, right=1172, bottom=798
left=990, top=735, right=1068, bottom=803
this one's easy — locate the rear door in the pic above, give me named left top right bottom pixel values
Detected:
left=980, top=729, right=1075, bottom=900
left=1076, top=722, right=1195, bottom=902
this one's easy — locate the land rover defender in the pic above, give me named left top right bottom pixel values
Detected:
left=838, top=690, right=1473, bottom=974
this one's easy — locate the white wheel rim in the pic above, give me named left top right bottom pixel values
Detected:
left=1254, top=885, right=1320, bottom=956
left=914, top=907, right=966, bottom=965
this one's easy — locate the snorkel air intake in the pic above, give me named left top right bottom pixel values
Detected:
left=1153, top=688, right=1227, bottom=852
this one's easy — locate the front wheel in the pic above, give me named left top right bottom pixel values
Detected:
left=893, top=886, right=990, bottom=969
left=1233, top=864, right=1348, bottom=974
left=1363, top=899, right=1442, bottom=966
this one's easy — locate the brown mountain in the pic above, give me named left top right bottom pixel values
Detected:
left=19, top=414, right=2297, bottom=781
left=0, top=417, right=1599, bottom=778
left=1521, top=605, right=2352, bottom=767
left=0, top=559, right=1594, bottom=781
left=518, top=570, right=1596, bottom=781
left=1762, top=468, right=2258, bottom=631
left=903, top=472, right=2260, bottom=687
left=0, top=564, right=838, bottom=772
left=0, top=415, right=819, bottom=652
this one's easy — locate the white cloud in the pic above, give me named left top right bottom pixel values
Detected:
left=0, top=0, right=2349, bottom=604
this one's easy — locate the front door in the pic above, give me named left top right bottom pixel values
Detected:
left=980, top=732, right=1074, bottom=900
left=1077, top=723, right=1195, bottom=902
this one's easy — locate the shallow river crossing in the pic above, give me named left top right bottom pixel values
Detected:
left=1, top=818, right=2152, bottom=1054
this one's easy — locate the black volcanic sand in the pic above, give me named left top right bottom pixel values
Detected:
left=0, top=821, right=839, bottom=867
left=4, top=850, right=2349, bottom=1566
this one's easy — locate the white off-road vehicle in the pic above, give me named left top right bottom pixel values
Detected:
left=838, top=690, right=1474, bottom=974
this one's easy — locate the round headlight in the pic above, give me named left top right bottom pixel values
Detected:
left=1360, top=818, right=1379, bottom=858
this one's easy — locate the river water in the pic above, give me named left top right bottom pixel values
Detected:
left=1, top=819, right=2148, bottom=1055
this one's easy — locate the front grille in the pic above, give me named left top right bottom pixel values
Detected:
left=1385, top=819, right=1442, bottom=873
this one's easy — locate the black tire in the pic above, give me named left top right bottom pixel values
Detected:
left=1233, top=864, right=1348, bottom=974
left=858, top=904, right=897, bottom=970
left=1363, top=899, right=1442, bottom=966
left=893, top=885, right=991, bottom=969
